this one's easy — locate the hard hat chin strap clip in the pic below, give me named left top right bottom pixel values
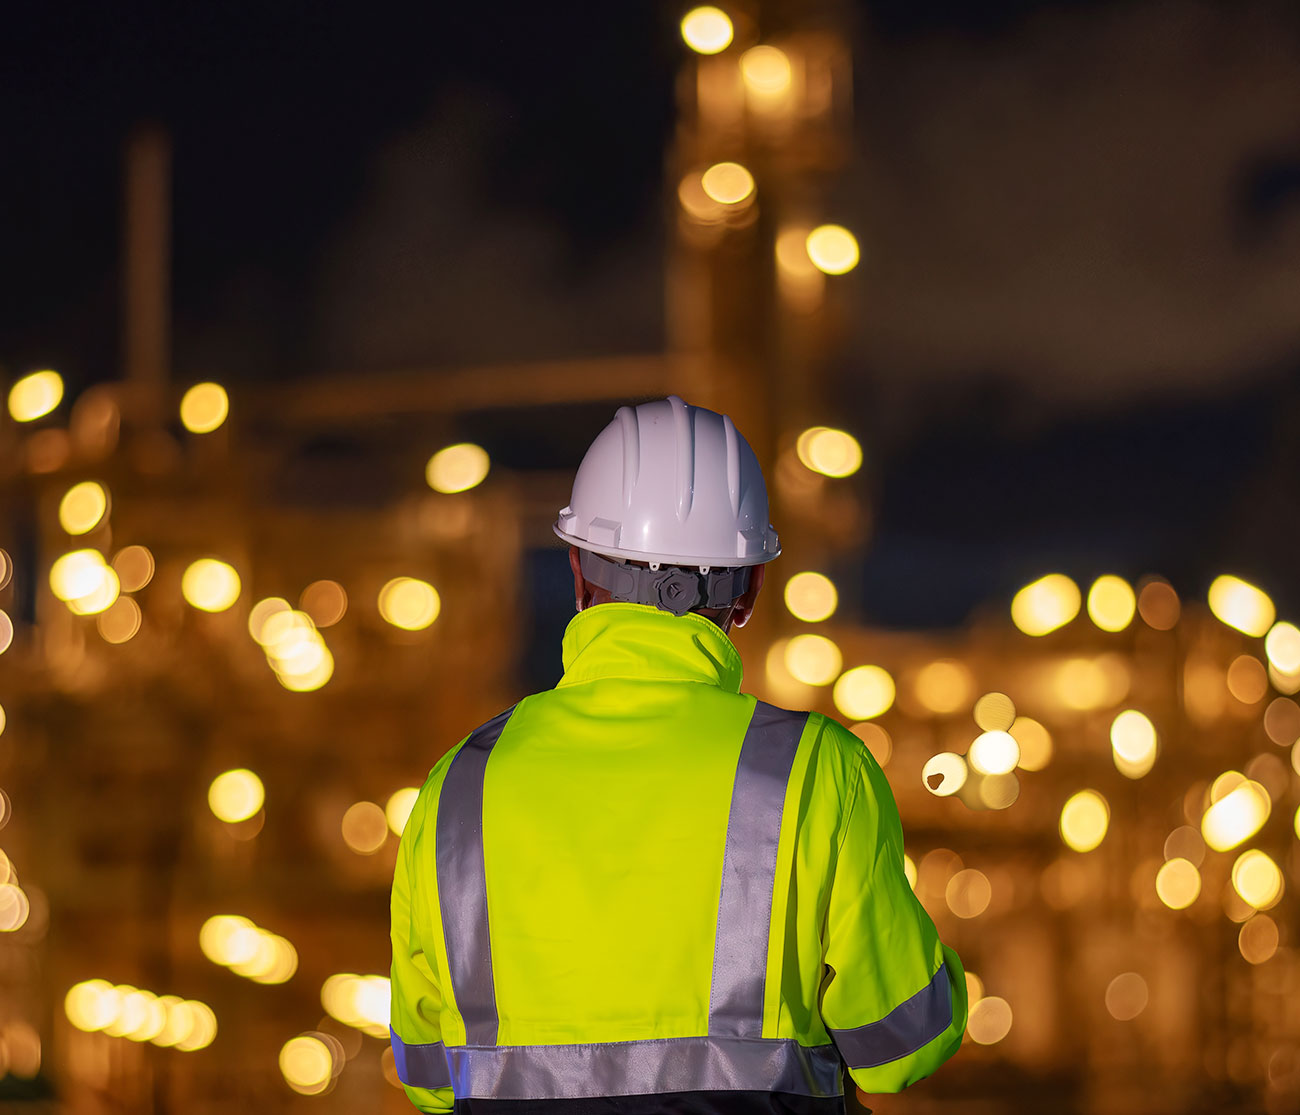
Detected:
left=579, top=548, right=752, bottom=618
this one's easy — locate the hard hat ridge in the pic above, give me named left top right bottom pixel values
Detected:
left=554, top=395, right=780, bottom=569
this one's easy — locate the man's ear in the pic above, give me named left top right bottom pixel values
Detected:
left=569, top=545, right=588, bottom=612
left=730, top=562, right=765, bottom=629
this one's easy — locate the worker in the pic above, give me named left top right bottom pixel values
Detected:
left=390, top=395, right=967, bottom=1114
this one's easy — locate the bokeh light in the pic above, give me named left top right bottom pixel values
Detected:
left=208, top=769, right=264, bottom=824
left=112, top=545, right=155, bottom=591
left=280, top=1034, right=333, bottom=1095
left=1155, top=858, right=1201, bottom=910
left=783, top=571, right=837, bottom=622
left=1231, top=849, right=1283, bottom=910
left=914, top=660, right=975, bottom=716
left=1060, top=790, right=1109, bottom=852
left=379, top=577, right=441, bottom=631
left=1087, top=575, right=1136, bottom=632
left=680, top=6, right=733, bottom=54
left=1104, top=973, right=1148, bottom=1021
left=833, top=664, right=895, bottom=719
left=969, top=731, right=1020, bottom=776
left=1239, top=914, right=1279, bottom=965
left=97, top=596, right=142, bottom=644
left=795, top=426, right=862, bottom=478
left=740, top=45, right=792, bottom=96
left=385, top=788, right=420, bottom=836
left=1011, top=574, right=1081, bottom=636
left=700, top=162, right=755, bottom=206
left=1202, top=780, right=1270, bottom=852
left=182, top=559, right=241, bottom=612
left=1265, top=622, right=1300, bottom=674
left=1110, top=709, right=1158, bottom=779
left=1208, top=574, right=1275, bottom=637
left=784, top=634, right=841, bottom=685
left=8, top=370, right=63, bottom=422
left=967, top=997, right=1012, bottom=1045
left=1009, top=716, right=1053, bottom=771
left=922, top=752, right=968, bottom=797
left=973, top=692, right=1016, bottom=732
left=426, top=444, right=489, bottom=494
left=946, top=869, right=992, bottom=918
left=341, top=801, right=388, bottom=855
left=805, top=225, right=859, bottom=275
left=179, top=383, right=229, bottom=434
left=300, top=580, right=348, bottom=627
left=58, top=481, right=109, bottom=535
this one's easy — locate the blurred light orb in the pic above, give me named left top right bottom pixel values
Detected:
left=796, top=426, right=862, bottom=477
left=1137, top=579, right=1180, bottom=630
left=50, top=549, right=108, bottom=601
left=700, top=162, right=755, bottom=206
left=973, top=692, right=1016, bottom=732
left=153, top=998, right=194, bottom=1048
left=174, top=1001, right=217, bottom=1052
left=112, top=545, right=155, bottom=592
left=8, top=370, right=63, bottom=422
left=342, top=801, right=388, bottom=855
left=1202, top=780, right=1270, bottom=852
left=1226, top=654, right=1268, bottom=704
left=680, top=6, right=733, bottom=53
left=969, top=730, right=1020, bottom=776
left=386, top=787, right=420, bottom=836
left=249, top=597, right=292, bottom=644
left=1210, top=770, right=1246, bottom=803
left=1009, top=716, right=1053, bottom=771
left=965, top=971, right=985, bottom=1005
left=208, top=768, right=264, bottom=823
left=805, top=225, right=859, bottom=275
left=740, top=45, right=792, bottom=94
left=65, top=979, right=115, bottom=1032
left=281, top=1034, right=334, bottom=1095
left=276, top=645, right=335, bottom=693
left=1087, top=575, right=1136, bottom=632
left=0, top=704, right=6, bottom=737
left=0, top=883, right=30, bottom=931
left=1208, top=574, right=1275, bottom=637
left=1155, top=858, right=1201, bottom=909
left=921, top=752, right=968, bottom=797
left=945, top=869, right=992, bottom=918
left=979, top=772, right=1021, bottom=810
left=0, top=611, right=11, bottom=655
left=783, top=571, right=837, bottom=622
left=967, top=997, right=1012, bottom=1045
left=1265, top=622, right=1300, bottom=675
left=1239, top=914, right=1279, bottom=965
left=850, top=721, right=892, bottom=767
left=1105, top=973, right=1148, bottom=1021
left=1232, top=849, right=1283, bottom=910
left=379, top=577, right=441, bottom=631
left=1060, top=790, right=1109, bottom=852
left=1110, top=709, right=1158, bottom=779
left=200, top=914, right=255, bottom=966
left=784, top=634, right=841, bottom=686
left=179, top=382, right=229, bottom=434
left=913, top=659, right=975, bottom=716
left=1264, top=697, right=1300, bottom=746
left=426, top=443, right=489, bottom=494
left=1011, top=574, right=1081, bottom=636
left=300, top=580, right=348, bottom=627
left=59, top=481, right=109, bottom=535
left=182, top=558, right=241, bottom=612
left=903, top=854, right=917, bottom=889
left=97, top=596, right=142, bottom=644
left=66, top=566, right=120, bottom=617
left=833, top=664, right=894, bottom=720
left=1164, top=825, right=1206, bottom=867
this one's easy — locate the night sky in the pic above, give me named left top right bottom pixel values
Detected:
left=4, top=0, right=1300, bottom=627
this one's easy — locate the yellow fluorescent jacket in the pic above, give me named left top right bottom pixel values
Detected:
left=390, top=603, right=967, bottom=1112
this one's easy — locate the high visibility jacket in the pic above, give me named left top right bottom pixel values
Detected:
left=390, top=602, right=967, bottom=1114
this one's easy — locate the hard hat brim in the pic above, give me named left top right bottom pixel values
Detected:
left=552, top=522, right=779, bottom=569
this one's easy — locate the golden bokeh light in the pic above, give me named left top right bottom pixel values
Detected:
left=1208, top=574, right=1275, bottom=638
left=179, top=382, right=229, bottom=434
left=783, top=571, right=837, bottom=622
left=65, top=980, right=116, bottom=1032
left=379, top=577, right=441, bottom=631
left=1137, top=578, right=1180, bottom=630
left=979, top=772, right=1021, bottom=810
left=385, top=787, right=420, bottom=836
left=1202, top=780, right=1270, bottom=852
left=1226, top=654, right=1268, bottom=704
left=921, top=752, right=968, bottom=797
left=945, top=869, right=992, bottom=918
left=850, top=722, right=892, bottom=767
left=965, top=971, right=984, bottom=1005
left=1265, top=621, right=1300, bottom=674
left=973, top=692, right=1016, bottom=732
left=8, top=370, right=63, bottom=422
left=795, top=426, right=862, bottom=478
left=967, top=996, right=1012, bottom=1045
left=112, top=544, right=155, bottom=592
left=64, top=981, right=214, bottom=1050
left=96, top=596, right=142, bottom=644
left=280, top=1034, right=334, bottom=1095
left=58, top=481, right=109, bottom=535
left=321, top=973, right=391, bottom=1038
left=300, top=579, right=348, bottom=627
left=181, top=558, right=241, bottom=612
left=1155, top=857, right=1201, bottom=910
left=902, top=855, right=917, bottom=889
left=680, top=6, right=733, bottom=54
left=200, top=915, right=257, bottom=967
left=1009, top=716, right=1053, bottom=771
left=1011, top=574, right=1081, bottom=636
left=1110, top=709, right=1158, bottom=779
left=1164, top=826, right=1205, bottom=867
left=1239, top=914, right=1279, bottom=965
left=1232, top=849, right=1283, bottom=910
left=426, top=443, right=490, bottom=494
left=249, top=597, right=292, bottom=643
left=1210, top=770, right=1246, bottom=804
left=784, top=634, right=842, bottom=686
left=50, top=549, right=108, bottom=602
left=969, top=730, right=1020, bottom=776
left=833, top=664, right=895, bottom=720
left=1265, top=697, right=1300, bottom=747
left=913, top=659, right=975, bottom=715
left=342, top=801, right=388, bottom=855
left=0, top=611, right=11, bottom=655
left=1060, top=790, right=1109, bottom=852
left=700, top=162, right=755, bottom=206
left=740, top=45, right=792, bottom=95
left=0, top=883, right=30, bottom=931
left=805, top=225, right=859, bottom=275
left=173, top=1001, right=217, bottom=1052
left=1104, top=973, right=1148, bottom=1021
left=1087, top=575, right=1136, bottom=632
left=208, top=769, right=265, bottom=824
left=1052, top=654, right=1129, bottom=711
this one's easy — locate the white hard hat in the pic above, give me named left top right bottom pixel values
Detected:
left=553, top=395, right=780, bottom=570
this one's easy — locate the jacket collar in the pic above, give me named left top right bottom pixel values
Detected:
left=557, top=602, right=744, bottom=693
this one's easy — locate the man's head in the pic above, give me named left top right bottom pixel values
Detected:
left=554, top=396, right=778, bottom=633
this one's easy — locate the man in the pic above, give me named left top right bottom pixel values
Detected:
left=390, top=396, right=967, bottom=1115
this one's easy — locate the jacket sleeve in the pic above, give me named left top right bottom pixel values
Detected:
left=390, top=787, right=456, bottom=1114
left=818, top=738, right=968, bottom=1093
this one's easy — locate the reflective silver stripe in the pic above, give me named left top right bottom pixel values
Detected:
left=446, top=1034, right=843, bottom=1100
left=389, top=1025, right=451, bottom=1090
left=437, top=705, right=516, bottom=1046
left=709, top=701, right=809, bottom=1038
left=829, top=962, right=953, bottom=1069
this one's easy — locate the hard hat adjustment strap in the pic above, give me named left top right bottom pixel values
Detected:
left=578, top=548, right=751, bottom=618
